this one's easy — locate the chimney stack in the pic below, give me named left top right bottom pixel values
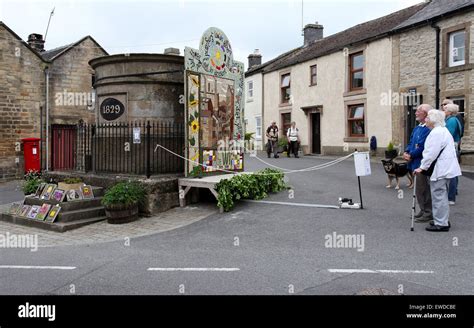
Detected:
left=248, top=49, right=262, bottom=70
left=303, top=22, right=324, bottom=46
left=27, top=33, right=45, bottom=52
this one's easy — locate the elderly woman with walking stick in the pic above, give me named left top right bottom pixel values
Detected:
left=414, top=110, right=462, bottom=232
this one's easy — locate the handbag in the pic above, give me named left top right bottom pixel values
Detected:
left=422, top=146, right=446, bottom=176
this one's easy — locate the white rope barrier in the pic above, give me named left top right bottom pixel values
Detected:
left=154, top=144, right=354, bottom=176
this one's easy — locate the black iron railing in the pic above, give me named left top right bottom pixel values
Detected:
left=77, top=121, right=184, bottom=177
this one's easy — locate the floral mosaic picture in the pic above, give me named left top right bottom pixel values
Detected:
left=184, top=27, right=245, bottom=176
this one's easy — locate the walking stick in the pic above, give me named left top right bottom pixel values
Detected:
left=411, top=174, right=417, bottom=232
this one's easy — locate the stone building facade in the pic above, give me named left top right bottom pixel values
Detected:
left=393, top=3, right=474, bottom=164
left=0, top=21, right=107, bottom=180
left=245, top=0, right=473, bottom=161
left=0, top=22, right=46, bottom=180
left=245, top=3, right=427, bottom=156
left=45, top=36, right=107, bottom=125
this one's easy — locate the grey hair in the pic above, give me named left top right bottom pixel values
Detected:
left=442, top=99, right=454, bottom=105
left=444, top=103, right=459, bottom=114
left=418, top=104, right=433, bottom=113
left=427, top=109, right=446, bottom=127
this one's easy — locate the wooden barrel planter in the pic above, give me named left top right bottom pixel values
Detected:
left=105, top=204, right=139, bottom=224
left=101, top=181, right=145, bottom=224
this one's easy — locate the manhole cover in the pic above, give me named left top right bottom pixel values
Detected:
left=355, top=288, right=399, bottom=295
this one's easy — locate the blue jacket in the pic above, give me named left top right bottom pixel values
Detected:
left=445, top=116, right=461, bottom=143
left=405, top=124, right=431, bottom=171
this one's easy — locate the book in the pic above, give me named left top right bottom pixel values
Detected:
left=36, top=203, right=52, bottom=221
left=9, top=203, right=22, bottom=215
left=52, top=189, right=66, bottom=202
left=40, top=184, right=56, bottom=200
left=16, top=205, right=24, bottom=215
left=66, top=189, right=83, bottom=201
left=45, top=205, right=61, bottom=223
left=34, top=183, right=46, bottom=198
left=81, top=185, right=94, bottom=199
left=19, top=205, right=31, bottom=217
left=27, top=205, right=41, bottom=219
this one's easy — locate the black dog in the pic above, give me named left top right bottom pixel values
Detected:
left=381, top=159, right=414, bottom=190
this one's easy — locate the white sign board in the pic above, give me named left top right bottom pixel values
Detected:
left=133, top=127, right=141, bottom=144
left=354, top=152, right=371, bottom=177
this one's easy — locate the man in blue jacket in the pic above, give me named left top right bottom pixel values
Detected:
left=403, top=104, right=432, bottom=222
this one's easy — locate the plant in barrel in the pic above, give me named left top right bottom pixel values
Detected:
left=101, top=181, right=146, bottom=224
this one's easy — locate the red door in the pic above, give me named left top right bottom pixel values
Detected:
left=51, top=125, right=77, bottom=171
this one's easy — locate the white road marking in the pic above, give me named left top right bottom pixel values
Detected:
left=328, top=269, right=434, bottom=274
left=147, top=268, right=240, bottom=272
left=243, top=200, right=339, bottom=209
left=0, top=265, right=76, bottom=270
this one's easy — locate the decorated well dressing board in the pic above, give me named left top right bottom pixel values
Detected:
left=184, top=27, right=245, bottom=176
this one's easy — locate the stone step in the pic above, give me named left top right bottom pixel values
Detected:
left=0, top=213, right=106, bottom=233
left=53, top=217, right=107, bottom=232
left=24, top=197, right=104, bottom=212
left=56, top=207, right=106, bottom=223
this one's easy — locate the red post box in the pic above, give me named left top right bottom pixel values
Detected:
left=22, top=138, right=41, bottom=173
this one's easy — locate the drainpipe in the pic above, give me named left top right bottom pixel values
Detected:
left=45, top=67, right=50, bottom=171
left=432, top=22, right=441, bottom=109
left=40, top=105, right=43, bottom=170
left=261, top=73, right=265, bottom=151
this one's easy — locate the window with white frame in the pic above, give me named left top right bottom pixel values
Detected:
left=449, top=30, right=466, bottom=67
left=255, top=116, right=262, bottom=139
left=280, top=73, right=291, bottom=104
left=247, top=81, right=254, bottom=99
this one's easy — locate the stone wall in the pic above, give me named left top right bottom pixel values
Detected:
left=42, top=171, right=180, bottom=215
left=0, top=25, right=45, bottom=180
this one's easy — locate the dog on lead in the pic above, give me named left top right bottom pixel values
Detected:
left=381, top=159, right=414, bottom=190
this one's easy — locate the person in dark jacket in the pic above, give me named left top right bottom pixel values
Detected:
left=266, top=121, right=279, bottom=158
left=403, top=104, right=432, bottom=222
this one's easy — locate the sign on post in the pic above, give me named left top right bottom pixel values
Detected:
left=354, top=152, right=371, bottom=177
left=133, top=127, right=141, bottom=144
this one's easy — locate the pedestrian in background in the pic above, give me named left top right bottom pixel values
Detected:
left=442, top=102, right=463, bottom=205
left=415, top=110, right=462, bottom=232
left=287, top=122, right=300, bottom=158
left=266, top=120, right=279, bottom=158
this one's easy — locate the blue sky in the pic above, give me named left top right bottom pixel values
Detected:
left=1, top=0, right=421, bottom=68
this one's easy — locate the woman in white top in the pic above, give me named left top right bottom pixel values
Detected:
left=414, top=110, right=462, bottom=232
left=286, top=122, right=300, bottom=158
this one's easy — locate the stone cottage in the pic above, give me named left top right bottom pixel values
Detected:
left=0, top=21, right=107, bottom=180
left=392, top=0, right=474, bottom=164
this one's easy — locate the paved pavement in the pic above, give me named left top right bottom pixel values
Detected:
left=0, top=180, right=23, bottom=205
left=0, top=205, right=217, bottom=247
left=0, top=154, right=472, bottom=295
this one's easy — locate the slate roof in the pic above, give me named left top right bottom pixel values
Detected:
left=0, top=21, right=107, bottom=62
left=246, top=2, right=428, bottom=76
left=41, top=35, right=108, bottom=61
left=394, top=0, right=474, bottom=31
